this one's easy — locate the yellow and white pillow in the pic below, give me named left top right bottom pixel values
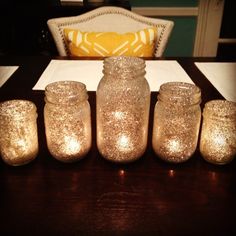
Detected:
left=63, top=28, right=157, bottom=57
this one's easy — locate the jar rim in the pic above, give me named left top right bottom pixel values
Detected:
left=203, top=99, right=236, bottom=118
left=45, top=81, right=88, bottom=104
left=0, top=99, right=37, bottom=118
left=103, top=56, right=146, bottom=79
left=158, top=82, right=201, bottom=105
left=159, top=82, right=200, bottom=93
left=104, top=56, right=145, bottom=66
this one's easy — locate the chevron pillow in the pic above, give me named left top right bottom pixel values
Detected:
left=63, top=28, right=157, bottom=57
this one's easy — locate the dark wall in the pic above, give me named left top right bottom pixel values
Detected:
left=0, top=1, right=60, bottom=55
left=0, top=1, right=130, bottom=56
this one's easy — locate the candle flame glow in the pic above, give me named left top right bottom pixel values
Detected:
left=15, top=139, right=28, bottom=153
left=17, top=139, right=27, bottom=147
left=112, top=111, right=125, bottom=120
left=64, top=136, right=81, bottom=154
left=168, top=139, right=180, bottom=152
left=212, top=134, right=226, bottom=146
left=117, top=134, right=132, bottom=152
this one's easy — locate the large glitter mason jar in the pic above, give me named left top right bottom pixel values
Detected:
left=152, top=82, right=201, bottom=163
left=0, top=100, right=38, bottom=166
left=44, top=81, right=92, bottom=162
left=96, top=56, right=150, bottom=163
left=200, top=100, right=236, bottom=165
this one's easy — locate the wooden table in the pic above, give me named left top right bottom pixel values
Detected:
left=0, top=56, right=235, bottom=235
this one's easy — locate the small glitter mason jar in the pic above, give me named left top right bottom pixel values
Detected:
left=96, top=56, right=150, bottom=163
left=44, top=81, right=92, bottom=162
left=152, top=82, right=201, bottom=163
left=200, top=100, right=236, bottom=165
left=0, top=100, right=38, bottom=166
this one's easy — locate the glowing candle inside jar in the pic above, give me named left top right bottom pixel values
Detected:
left=117, top=134, right=133, bottom=152
left=44, top=81, right=92, bottom=163
left=112, top=111, right=126, bottom=120
left=0, top=100, right=38, bottom=166
left=152, top=82, right=202, bottom=163
left=64, top=136, right=81, bottom=155
left=6, top=138, right=28, bottom=160
left=201, top=129, right=233, bottom=164
left=17, top=139, right=27, bottom=147
left=113, top=111, right=135, bottom=152
left=168, top=139, right=181, bottom=152
left=200, top=100, right=236, bottom=165
left=96, top=56, right=150, bottom=164
left=14, top=138, right=28, bottom=154
left=212, top=134, right=226, bottom=146
left=158, top=136, right=194, bottom=163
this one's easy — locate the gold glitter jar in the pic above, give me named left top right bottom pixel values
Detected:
left=200, top=100, right=236, bottom=165
left=96, top=56, right=150, bottom=163
left=152, top=82, right=201, bottom=163
left=44, top=81, right=92, bottom=162
left=0, top=100, right=38, bottom=166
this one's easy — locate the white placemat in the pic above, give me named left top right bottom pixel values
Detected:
left=0, top=66, right=19, bottom=87
left=195, top=62, right=236, bottom=102
left=33, top=60, right=194, bottom=91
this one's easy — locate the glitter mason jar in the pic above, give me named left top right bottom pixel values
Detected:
left=200, top=100, right=236, bottom=165
left=96, top=56, right=150, bottom=163
left=44, top=81, right=92, bottom=162
left=0, top=100, right=38, bottom=166
left=152, top=82, right=201, bottom=163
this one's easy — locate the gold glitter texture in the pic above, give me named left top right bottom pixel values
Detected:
left=152, top=82, right=201, bottom=163
left=44, top=81, right=92, bottom=162
left=200, top=100, right=236, bottom=164
left=0, top=100, right=38, bottom=166
left=96, top=56, right=150, bottom=163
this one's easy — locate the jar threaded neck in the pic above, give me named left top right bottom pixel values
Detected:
left=203, top=99, right=236, bottom=121
left=158, top=82, right=201, bottom=106
left=0, top=100, right=37, bottom=120
left=103, top=56, right=146, bottom=80
left=45, top=81, right=88, bottom=104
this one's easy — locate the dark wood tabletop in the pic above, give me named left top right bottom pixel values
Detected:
left=0, top=56, right=235, bottom=236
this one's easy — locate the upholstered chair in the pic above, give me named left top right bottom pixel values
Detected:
left=47, top=6, right=174, bottom=57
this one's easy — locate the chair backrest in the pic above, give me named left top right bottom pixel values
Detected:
left=47, top=6, right=174, bottom=57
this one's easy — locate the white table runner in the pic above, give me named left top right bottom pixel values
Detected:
left=33, top=60, right=194, bottom=91
left=0, top=66, right=19, bottom=87
left=195, top=62, right=236, bottom=102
